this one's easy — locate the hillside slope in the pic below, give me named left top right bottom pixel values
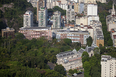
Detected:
left=0, top=0, right=36, bottom=32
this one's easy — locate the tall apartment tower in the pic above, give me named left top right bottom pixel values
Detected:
left=52, top=11, right=61, bottom=28
left=23, top=10, right=33, bottom=28
left=38, top=7, right=47, bottom=27
left=101, top=55, right=116, bottom=77
left=66, top=9, right=75, bottom=23
left=37, top=0, right=46, bottom=21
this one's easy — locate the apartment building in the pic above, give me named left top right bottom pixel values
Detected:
left=37, top=0, right=46, bottom=21
left=56, top=30, right=89, bottom=45
left=38, top=7, right=47, bottom=27
left=52, top=11, right=61, bottom=28
left=23, top=10, right=33, bottom=28
left=90, top=20, right=104, bottom=47
left=87, top=4, right=98, bottom=16
left=76, top=16, right=88, bottom=25
left=101, top=55, right=116, bottom=77
left=74, top=2, right=79, bottom=13
left=66, top=9, right=75, bottom=23
left=2, top=27, right=15, bottom=39
left=19, top=27, right=52, bottom=40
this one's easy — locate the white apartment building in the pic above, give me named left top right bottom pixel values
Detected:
left=52, top=11, right=61, bottom=28
left=76, top=16, right=88, bottom=25
left=101, top=55, right=116, bottom=77
left=23, top=10, right=33, bottom=28
left=87, top=4, right=98, bottom=16
left=66, top=9, right=75, bottom=23
left=88, top=15, right=99, bottom=25
left=38, top=7, right=47, bottom=27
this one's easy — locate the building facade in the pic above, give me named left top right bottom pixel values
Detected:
left=52, top=11, right=61, bottom=28
left=2, top=27, right=15, bottom=39
left=23, top=11, right=33, bottom=28
left=37, top=0, right=46, bottom=21
left=38, top=7, right=47, bottom=27
left=56, top=30, right=90, bottom=44
left=90, top=20, right=104, bottom=47
left=87, top=4, right=98, bottom=16
left=66, top=9, right=75, bottom=23
left=101, top=55, right=116, bottom=77
left=56, top=47, right=94, bottom=71
left=56, top=49, right=82, bottom=71
left=19, top=27, right=52, bottom=40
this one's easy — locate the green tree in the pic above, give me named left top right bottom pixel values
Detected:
left=15, top=33, right=25, bottom=40
left=54, top=65, right=66, bottom=75
left=63, top=38, right=72, bottom=45
left=82, top=51, right=89, bottom=64
left=83, top=61, right=91, bottom=77
left=86, top=36, right=93, bottom=46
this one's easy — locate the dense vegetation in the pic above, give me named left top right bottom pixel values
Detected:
left=97, top=1, right=113, bottom=46
left=0, top=33, right=82, bottom=77
left=82, top=48, right=101, bottom=77
left=86, top=36, right=93, bottom=46
left=0, top=0, right=36, bottom=32
left=48, top=6, right=66, bottom=15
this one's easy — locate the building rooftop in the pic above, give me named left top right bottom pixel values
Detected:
left=19, top=27, right=51, bottom=30
left=56, top=49, right=77, bottom=58
left=2, top=27, right=15, bottom=31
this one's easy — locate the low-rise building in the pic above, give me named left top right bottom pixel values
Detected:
left=101, top=55, right=116, bottom=77
left=56, top=47, right=94, bottom=70
left=19, top=27, right=52, bottom=40
left=2, top=27, right=15, bottom=39
left=56, top=30, right=90, bottom=45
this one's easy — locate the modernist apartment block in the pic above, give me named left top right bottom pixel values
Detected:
left=37, top=0, right=46, bottom=21
left=56, top=30, right=90, bottom=45
left=2, top=27, right=15, bottom=39
left=87, top=4, right=98, bottom=16
left=19, top=27, right=52, bottom=40
left=38, top=7, right=47, bottom=27
left=66, top=9, right=75, bottom=23
left=23, top=11, right=33, bottom=28
left=101, top=55, right=116, bottom=77
left=52, top=11, right=61, bottom=28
